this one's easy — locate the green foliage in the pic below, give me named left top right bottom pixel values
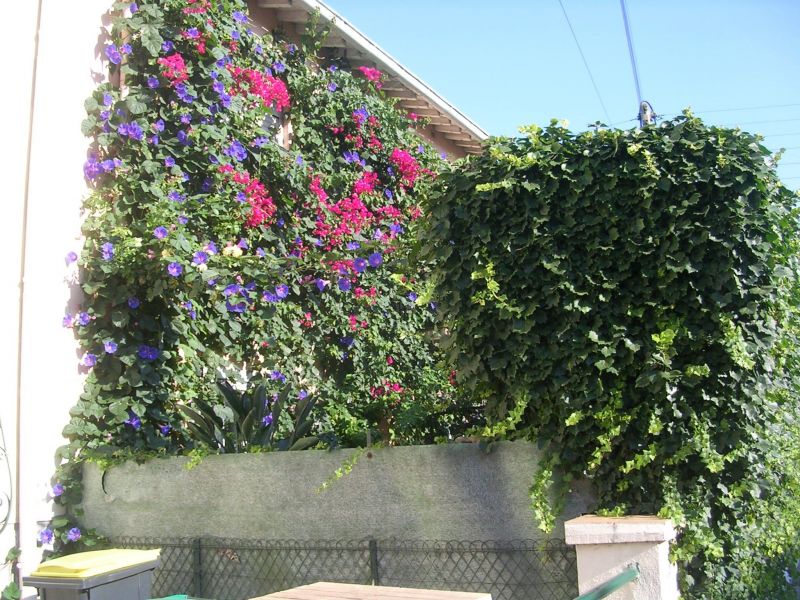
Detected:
left=180, top=379, right=334, bottom=452
left=423, top=115, right=800, bottom=597
left=1, top=548, right=20, bottom=600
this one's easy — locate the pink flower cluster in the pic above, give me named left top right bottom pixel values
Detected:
left=219, top=165, right=276, bottom=228
left=227, top=66, right=291, bottom=112
left=357, top=66, right=383, bottom=89
left=157, top=53, right=189, bottom=86
left=370, top=382, right=404, bottom=397
left=390, top=148, right=420, bottom=187
left=183, top=0, right=210, bottom=14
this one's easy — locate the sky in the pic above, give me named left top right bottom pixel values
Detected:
left=325, top=0, right=800, bottom=189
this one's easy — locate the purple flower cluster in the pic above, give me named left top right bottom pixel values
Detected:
left=137, top=345, right=160, bottom=361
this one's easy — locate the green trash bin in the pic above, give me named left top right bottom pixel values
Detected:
left=23, top=548, right=160, bottom=600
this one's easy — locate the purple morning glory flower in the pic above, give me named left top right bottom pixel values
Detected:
left=354, top=106, right=369, bottom=121
left=343, top=150, right=361, bottom=164
left=120, top=43, right=132, bottom=55
left=101, top=242, right=114, bottom=261
left=149, top=134, right=159, bottom=145
left=159, top=424, right=171, bottom=435
left=66, top=251, right=78, bottom=265
left=180, top=113, right=192, bottom=124
left=164, top=157, right=175, bottom=167
left=77, top=312, right=91, bottom=327
left=287, top=44, right=297, bottom=54
left=177, top=130, right=190, bottom=145
left=137, top=344, right=159, bottom=361
left=338, top=278, right=351, bottom=292
left=162, top=40, right=174, bottom=52
left=167, top=262, right=183, bottom=277
left=262, top=414, right=273, bottom=426
left=272, top=61, right=286, bottom=73
left=295, top=155, right=304, bottom=166
left=147, top=75, right=160, bottom=88
left=153, top=226, right=169, bottom=239
left=232, top=10, right=247, bottom=22
left=38, top=528, right=54, bottom=545
left=353, top=258, right=367, bottom=273
left=384, top=188, right=394, bottom=199
left=62, top=313, right=73, bottom=328
left=346, top=241, right=361, bottom=251
left=192, top=251, right=208, bottom=265
left=128, top=297, right=140, bottom=309
left=270, top=370, right=286, bottom=383
left=224, top=139, right=247, bottom=162
left=67, top=527, right=82, bottom=542
left=237, top=238, right=248, bottom=249
left=84, top=157, right=101, bottom=180
left=105, top=44, right=121, bottom=64
left=52, top=483, right=65, bottom=497
left=408, top=292, right=418, bottom=302
left=100, top=159, right=115, bottom=172
left=153, top=119, right=165, bottom=132
left=103, top=92, right=113, bottom=106
left=256, top=247, right=266, bottom=257
left=178, top=215, right=189, bottom=225
left=175, top=83, right=195, bottom=104
left=263, top=291, right=278, bottom=303
left=168, top=190, right=186, bottom=203
left=124, top=411, right=141, bottom=430
left=104, top=340, right=118, bottom=354
left=275, top=284, right=289, bottom=299
left=327, top=82, right=338, bottom=92
left=230, top=30, right=241, bottom=41
left=185, top=27, right=199, bottom=38
left=129, top=2, right=138, bottom=13
left=298, top=390, right=308, bottom=400
left=340, top=336, right=354, bottom=347
left=253, top=136, right=269, bottom=148
left=315, top=279, right=328, bottom=291
left=390, top=223, right=403, bottom=235
left=368, top=252, right=383, bottom=267
left=81, top=353, right=97, bottom=367
left=329, top=64, right=338, bottom=72
left=205, top=241, right=218, bottom=254
left=276, top=218, right=285, bottom=228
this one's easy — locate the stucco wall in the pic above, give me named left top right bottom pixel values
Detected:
left=6, top=1, right=113, bottom=593
left=81, top=441, right=595, bottom=541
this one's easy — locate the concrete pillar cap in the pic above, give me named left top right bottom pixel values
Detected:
left=565, top=515, right=677, bottom=545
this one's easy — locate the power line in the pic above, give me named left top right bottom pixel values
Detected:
left=660, top=103, right=800, bottom=119
left=557, top=0, right=611, bottom=124
left=619, top=0, right=644, bottom=125
left=762, top=132, right=800, bottom=138
left=724, top=117, right=800, bottom=127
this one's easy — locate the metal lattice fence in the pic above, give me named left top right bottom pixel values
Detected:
left=110, top=537, right=577, bottom=600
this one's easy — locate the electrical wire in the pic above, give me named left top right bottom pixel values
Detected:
left=557, top=0, right=611, bottom=124
left=723, top=117, right=800, bottom=127
left=620, top=0, right=643, bottom=114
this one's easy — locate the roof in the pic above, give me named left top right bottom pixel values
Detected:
left=253, top=0, right=488, bottom=156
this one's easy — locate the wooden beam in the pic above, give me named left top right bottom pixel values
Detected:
left=321, top=35, right=347, bottom=48
left=385, top=89, right=417, bottom=99
left=258, top=0, right=294, bottom=7
left=273, top=9, right=309, bottom=22
left=444, top=133, right=474, bottom=141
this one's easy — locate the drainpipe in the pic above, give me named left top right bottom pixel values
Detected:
left=15, top=0, right=45, bottom=588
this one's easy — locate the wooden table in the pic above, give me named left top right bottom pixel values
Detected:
left=251, top=582, right=492, bottom=600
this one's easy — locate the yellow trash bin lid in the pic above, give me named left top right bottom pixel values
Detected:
left=30, top=548, right=160, bottom=579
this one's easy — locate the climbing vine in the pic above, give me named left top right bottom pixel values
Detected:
left=424, top=116, right=800, bottom=597
left=47, top=0, right=480, bottom=555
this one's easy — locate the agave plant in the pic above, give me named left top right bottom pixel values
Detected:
left=179, top=380, right=334, bottom=453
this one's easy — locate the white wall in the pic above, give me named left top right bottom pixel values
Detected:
left=3, top=1, right=113, bottom=595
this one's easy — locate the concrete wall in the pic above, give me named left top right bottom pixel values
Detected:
left=81, top=441, right=594, bottom=541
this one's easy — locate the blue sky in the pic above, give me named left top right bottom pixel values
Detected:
left=325, top=0, right=800, bottom=189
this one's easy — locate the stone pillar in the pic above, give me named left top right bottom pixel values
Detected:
left=565, top=515, right=679, bottom=600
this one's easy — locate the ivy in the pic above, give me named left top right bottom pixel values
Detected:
left=423, top=115, right=800, bottom=597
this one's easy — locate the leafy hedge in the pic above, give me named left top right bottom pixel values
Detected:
left=423, top=116, right=800, bottom=597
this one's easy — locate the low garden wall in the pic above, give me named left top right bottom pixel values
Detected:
left=81, top=441, right=594, bottom=541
